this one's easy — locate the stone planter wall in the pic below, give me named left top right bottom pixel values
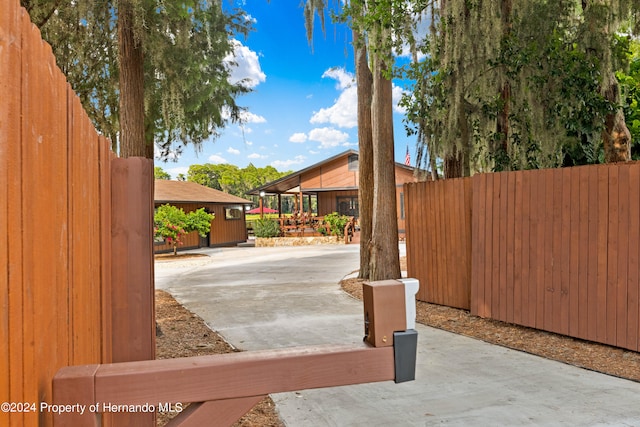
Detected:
left=256, top=236, right=344, bottom=247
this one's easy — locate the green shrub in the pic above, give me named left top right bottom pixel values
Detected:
left=253, top=218, right=281, bottom=238
left=324, top=212, right=350, bottom=237
left=154, top=204, right=214, bottom=254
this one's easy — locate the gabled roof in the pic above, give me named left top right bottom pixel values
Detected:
left=155, top=180, right=252, bottom=205
left=247, top=149, right=417, bottom=195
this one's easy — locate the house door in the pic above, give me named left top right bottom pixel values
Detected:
left=337, top=196, right=359, bottom=218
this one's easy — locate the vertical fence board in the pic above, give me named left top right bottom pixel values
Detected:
left=491, top=174, right=500, bottom=317
left=569, top=168, right=581, bottom=337
left=20, top=16, right=41, bottom=425
left=421, top=182, right=432, bottom=302
left=606, top=166, right=620, bottom=345
left=512, top=172, right=523, bottom=325
left=424, top=181, right=433, bottom=303
left=450, top=180, right=461, bottom=305
left=100, top=141, right=114, bottom=364
left=485, top=174, right=495, bottom=318
left=560, top=168, right=572, bottom=336
left=628, top=165, right=640, bottom=351
left=577, top=167, right=590, bottom=339
left=586, top=167, right=600, bottom=342
left=520, top=171, right=532, bottom=327
left=463, top=179, right=472, bottom=308
left=0, top=1, right=20, bottom=424
left=504, top=173, right=514, bottom=323
left=434, top=181, right=443, bottom=303
left=414, top=183, right=425, bottom=302
left=551, top=168, right=564, bottom=334
left=527, top=171, right=540, bottom=328
left=497, top=173, right=507, bottom=321
left=616, top=165, right=630, bottom=348
left=471, top=176, right=483, bottom=316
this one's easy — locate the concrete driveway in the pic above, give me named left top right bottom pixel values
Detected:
left=156, top=244, right=640, bottom=426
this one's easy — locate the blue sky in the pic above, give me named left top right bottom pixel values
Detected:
left=158, top=1, right=417, bottom=178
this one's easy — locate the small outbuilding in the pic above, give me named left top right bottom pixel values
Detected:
left=154, top=180, right=252, bottom=252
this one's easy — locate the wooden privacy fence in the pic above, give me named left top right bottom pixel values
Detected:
left=404, top=178, right=472, bottom=309
left=405, top=162, right=640, bottom=352
left=1, top=1, right=155, bottom=426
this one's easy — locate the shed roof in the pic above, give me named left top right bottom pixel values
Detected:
left=155, top=180, right=252, bottom=205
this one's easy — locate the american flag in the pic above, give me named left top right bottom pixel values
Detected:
left=404, top=146, right=411, bottom=166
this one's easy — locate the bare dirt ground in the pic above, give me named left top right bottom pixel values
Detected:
left=155, top=254, right=640, bottom=426
left=155, top=289, right=284, bottom=427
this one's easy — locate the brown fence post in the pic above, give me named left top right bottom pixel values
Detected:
left=110, top=157, right=155, bottom=427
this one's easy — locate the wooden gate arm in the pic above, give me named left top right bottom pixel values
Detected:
left=53, top=279, right=419, bottom=427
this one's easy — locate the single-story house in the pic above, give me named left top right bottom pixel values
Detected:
left=247, top=149, right=423, bottom=238
left=154, top=180, right=252, bottom=252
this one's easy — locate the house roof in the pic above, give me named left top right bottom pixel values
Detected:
left=247, top=149, right=417, bottom=195
left=155, top=180, right=252, bottom=205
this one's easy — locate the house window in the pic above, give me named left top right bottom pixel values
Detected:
left=348, top=154, right=359, bottom=171
left=337, top=196, right=359, bottom=217
left=400, top=192, right=405, bottom=220
left=225, top=206, right=243, bottom=220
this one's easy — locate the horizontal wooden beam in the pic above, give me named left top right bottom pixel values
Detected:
left=54, top=344, right=394, bottom=411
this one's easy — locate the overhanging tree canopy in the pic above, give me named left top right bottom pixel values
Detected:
left=22, top=0, right=252, bottom=158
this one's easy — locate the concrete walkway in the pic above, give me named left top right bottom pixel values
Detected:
left=156, top=244, right=640, bottom=426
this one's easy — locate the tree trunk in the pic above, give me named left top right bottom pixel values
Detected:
left=495, top=0, right=512, bottom=171
left=118, top=0, right=147, bottom=158
left=354, top=29, right=374, bottom=280
left=369, top=23, right=400, bottom=281
left=602, top=71, right=631, bottom=163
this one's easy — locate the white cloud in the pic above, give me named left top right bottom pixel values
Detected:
left=322, top=67, right=354, bottom=90
left=239, top=110, right=267, bottom=124
left=166, top=166, right=189, bottom=179
left=208, top=154, right=227, bottom=163
left=227, top=147, right=240, bottom=155
left=310, top=66, right=408, bottom=127
left=248, top=153, right=267, bottom=159
left=271, top=155, right=306, bottom=170
left=308, top=127, right=350, bottom=149
left=224, top=40, right=266, bottom=89
left=310, top=68, right=357, bottom=128
left=392, top=85, right=407, bottom=114
left=289, top=133, right=308, bottom=143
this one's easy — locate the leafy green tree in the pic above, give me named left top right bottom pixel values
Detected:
left=253, top=218, right=281, bottom=238
left=186, top=163, right=291, bottom=203
left=403, top=0, right=638, bottom=175
left=188, top=164, right=223, bottom=190
left=323, top=212, right=350, bottom=237
left=617, top=39, right=640, bottom=160
left=154, top=204, right=214, bottom=255
left=154, top=166, right=171, bottom=180
left=21, top=0, right=252, bottom=158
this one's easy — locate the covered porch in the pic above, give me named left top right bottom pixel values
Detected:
left=249, top=183, right=359, bottom=242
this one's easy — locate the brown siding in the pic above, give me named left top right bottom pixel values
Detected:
left=1, top=3, right=155, bottom=425
left=317, top=190, right=359, bottom=216
left=153, top=202, right=248, bottom=252
left=301, top=156, right=358, bottom=189
left=404, top=179, right=473, bottom=309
